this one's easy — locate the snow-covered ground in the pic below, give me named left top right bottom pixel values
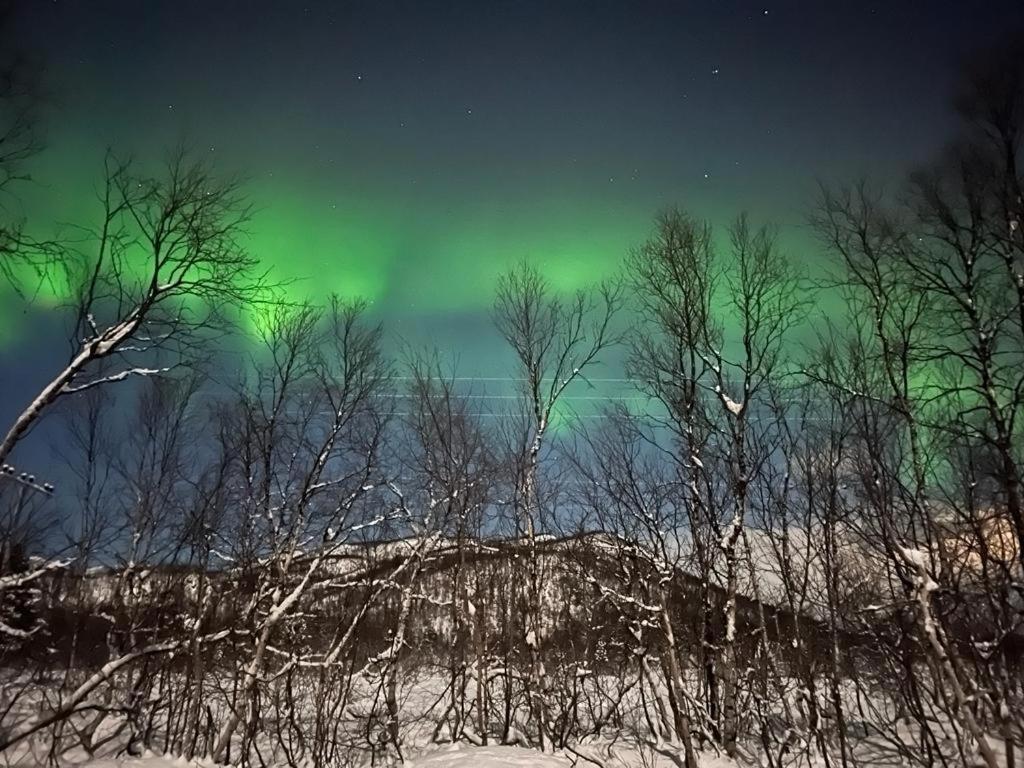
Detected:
left=70, top=756, right=218, bottom=768
left=66, top=743, right=740, bottom=768
left=409, top=743, right=616, bottom=767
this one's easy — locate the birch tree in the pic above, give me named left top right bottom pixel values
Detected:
left=629, top=209, right=804, bottom=756
left=0, top=150, right=263, bottom=468
left=401, top=352, right=494, bottom=745
left=208, top=299, right=388, bottom=764
left=492, top=262, right=622, bottom=752
left=572, top=409, right=702, bottom=768
left=0, top=2, right=45, bottom=288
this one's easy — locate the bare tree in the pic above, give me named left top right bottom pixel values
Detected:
left=0, top=374, right=226, bottom=756
left=0, top=149, right=264, bottom=468
left=54, top=381, right=117, bottom=577
left=401, top=351, right=495, bottom=745
left=571, top=409, right=702, bottom=768
left=208, top=298, right=389, bottom=764
left=809, top=164, right=1020, bottom=766
left=629, top=209, right=805, bottom=757
left=0, top=0, right=46, bottom=289
left=492, top=262, right=622, bottom=752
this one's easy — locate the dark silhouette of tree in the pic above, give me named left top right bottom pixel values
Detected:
left=0, top=0, right=46, bottom=289
left=0, top=150, right=266, bottom=468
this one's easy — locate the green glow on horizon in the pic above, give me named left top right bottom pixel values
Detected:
left=1, top=142, right=812, bottom=370
left=0, top=175, right=787, bottom=353
left=387, top=201, right=645, bottom=312
left=241, top=182, right=398, bottom=308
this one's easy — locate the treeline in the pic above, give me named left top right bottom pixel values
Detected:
left=0, top=31, right=1022, bottom=768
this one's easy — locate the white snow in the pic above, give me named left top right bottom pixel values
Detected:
left=66, top=743, right=740, bottom=768
left=897, top=546, right=929, bottom=570
left=409, top=743, right=572, bottom=767
left=61, top=754, right=216, bottom=768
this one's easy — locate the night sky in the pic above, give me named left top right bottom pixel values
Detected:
left=2, top=0, right=1023, bottom=468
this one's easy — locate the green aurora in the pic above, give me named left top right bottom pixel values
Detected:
left=2, top=0, right=1009, bottom=440
left=2, top=138, right=770, bottom=350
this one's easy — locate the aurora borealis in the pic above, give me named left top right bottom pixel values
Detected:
left=2, top=0, right=1023, bottom=459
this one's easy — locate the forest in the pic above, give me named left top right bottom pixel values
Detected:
left=1, top=10, right=1023, bottom=768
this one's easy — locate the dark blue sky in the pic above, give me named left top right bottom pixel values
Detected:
left=2, top=0, right=1022, bottom=478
